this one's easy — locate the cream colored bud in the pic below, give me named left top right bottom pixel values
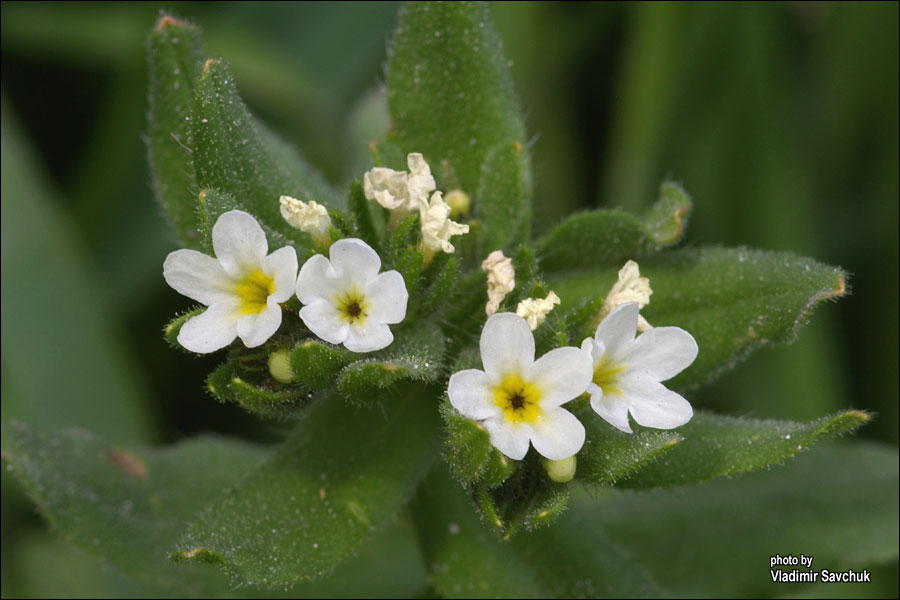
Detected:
left=590, top=260, right=654, bottom=330
left=543, top=455, right=576, bottom=483
left=267, top=349, right=294, bottom=384
left=444, top=189, right=471, bottom=219
left=516, top=291, right=561, bottom=331
left=419, top=191, right=470, bottom=258
left=279, top=195, right=332, bottom=247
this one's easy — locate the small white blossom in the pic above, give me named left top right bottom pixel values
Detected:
left=581, top=302, right=697, bottom=434
left=279, top=195, right=332, bottom=247
left=363, top=152, right=435, bottom=215
left=516, top=291, right=561, bottom=331
left=163, top=210, right=298, bottom=353
left=482, top=250, right=515, bottom=316
left=448, top=313, right=592, bottom=461
left=419, top=191, right=470, bottom=256
left=594, top=260, right=653, bottom=332
left=295, top=238, right=407, bottom=352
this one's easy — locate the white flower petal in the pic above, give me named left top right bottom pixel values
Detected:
left=236, top=300, right=283, bottom=348
left=299, top=300, right=348, bottom=345
left=480, top=313, right=535, bottom=379
left=589, top=390, right=633, bottom=434
left=296, top=254, right=341, bottom=305
left=528, top=346, right=593, bottom=407
left=594, top=301, right=639, bottom=358
left=365, top=270, right=408, bottom=324
left=483, top=418, right=530, bottom=461
left=265, top=245, right=299, bottom=303
left=363, top=167, right=408, bottom=210
left=448, top=370, right=500, bottom=420
left=163, top=249, right=232, bottom=305
left=620, top=326, right=698, bottom=382
left=177, top=301, right=240, bottom=353
left=345, top=321, right=394, bottom=352
left=530, top=407, right=586, bottom=460
left=619, top=377, right=693, bottom=430
left=212, top=210, right=269, bottom=276
left=329, top=238, right=382, bottom=284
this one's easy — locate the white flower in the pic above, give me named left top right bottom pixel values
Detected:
left=419, top=191, right=470, bottom=255
left=295, top=238, right=407, bottom=352
left=163, top=210, right=298, bottom=353
left=516, top=291, right=561, bottom=331
left=279, top=195, right=332, bottom=247
left=363, top=152, right=435, bottom=215
left=448, top=313, right=592, bottom=460
left=593, top=260, right=653, bottom=332
left=481, top=250, right=515, bottom=316
left=581, top=302, right=698, bottom=434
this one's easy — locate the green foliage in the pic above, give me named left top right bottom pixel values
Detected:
left=1, top=420, right=265, bottom=594
left=206, top=361, right=307, bottom=419
left=387, top=1, right=532, bottom=251
left=146, top=15, right=205, bottom=249
left=536, top=181, right=692, bottom=272
left=289, top=339, right=354, bottom=390
left=551, top=247, right=847, bottom=388
left=174, top=386, right=441, bottom=587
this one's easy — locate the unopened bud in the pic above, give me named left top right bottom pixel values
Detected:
left=543, top=455, right=576, bottom=483
left=267, top=349, right=294, bottom=384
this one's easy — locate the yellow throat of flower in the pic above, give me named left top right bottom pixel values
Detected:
left=235, top=269, right=275, bottom=315
left=335, top=286, right=370, bottom=325
left=493, top=374, right=542, bottom=423
left=593, top=354, right=626, bottom=396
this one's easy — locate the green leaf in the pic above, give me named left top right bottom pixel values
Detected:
left=387, top=1, right=531, bottom=250
left=537, top=181, right=692, bottom=273
left=191, top=58, right=338, bottom=250
left=441, top=400, right=514, bottom=488
left=174, top=385, right=441, bottom=587
left=289, top=339, right=354, bottom=390
left=336, top=322, right=446, bottom=403
left=591, top=442, right=899, bottom=597
left=549, top=247, right=848, bottom=389
left=410, top=466, right=665, bottom=598
left=618, top=409, right=870, bottom=489
left=146, top=14, right=205, bottom=249
left=572, top=401, right=683, bottom=486
left=346, top=180, right=380, bottom=247
left=0, top=421, right=266, bottom=594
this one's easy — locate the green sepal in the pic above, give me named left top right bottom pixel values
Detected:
left=537, top=180, right=692, bottom=272
left=618, top=409, right=871, bottom=489
left=206, top=361, right=307, bottom=419
left=191, top=58, right=338, bottom=251
left=441, top=400, right=513, bottom=488
left=146, top=14, right=205, bottom=249
left=346, top=180, right=381, bottom=248
left=162, top=306, right=205, bottom=351
left=289, top=339, right=354, bottom=390
left=414, top=253, right=459, bottom=318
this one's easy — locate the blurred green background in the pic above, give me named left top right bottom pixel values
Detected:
left=2, top=2, right=897, bottom=597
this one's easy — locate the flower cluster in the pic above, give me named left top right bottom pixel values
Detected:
left=449, top=259, right=698, bottom=465
left=164, top=210, right=407, bottom=354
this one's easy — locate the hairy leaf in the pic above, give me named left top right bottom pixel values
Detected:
left=618, top=409, right=870, bottom=489
left=174, top=386, right=441, bottom=587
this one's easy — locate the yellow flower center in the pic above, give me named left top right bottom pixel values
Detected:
left=335, top=286, right=370, bottom=324
left=593, top=354, right=626, bottom=396
left=235, top=269, right=275, bottom=315
left=493, top=374, right=542, bottom=423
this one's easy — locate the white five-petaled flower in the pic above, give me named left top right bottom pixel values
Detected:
left=516, top=291, right=561, bottom=331
left=581, top=302, right=698, bottom=434
left=419, top=190, right=470, bottom=256
left=482, top=250, right=515, bottom=316
left=363, top=152, right=435, bottom=215
left=163, top=210, right=298, bottom=353
left=296, top=238, right=408, bottom=352
left=279, top=195, right=332, bottom=247
left=448, top=313, right=593, bottom=461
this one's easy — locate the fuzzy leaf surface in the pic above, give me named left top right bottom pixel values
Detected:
left=174, top=386, right=441, bottom=587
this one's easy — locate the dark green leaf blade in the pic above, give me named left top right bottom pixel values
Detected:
left=537, top=181, right=692, bottom=273
left=174, top=385, right=441, bottom=587
left=1, top=421, right=266, bottom=594
left=550, top=247, right=847, bottom=389
left=147, top=14, right=205, bottom=249
left=410, top=466, right=666, bottom=598
left=593, top=442, right=899, bottom=597
left=387, top=1, right=532, bottom=250
left=192, top=58, right=339, bottom=249
left=618, top=409, right=870, bottom=489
